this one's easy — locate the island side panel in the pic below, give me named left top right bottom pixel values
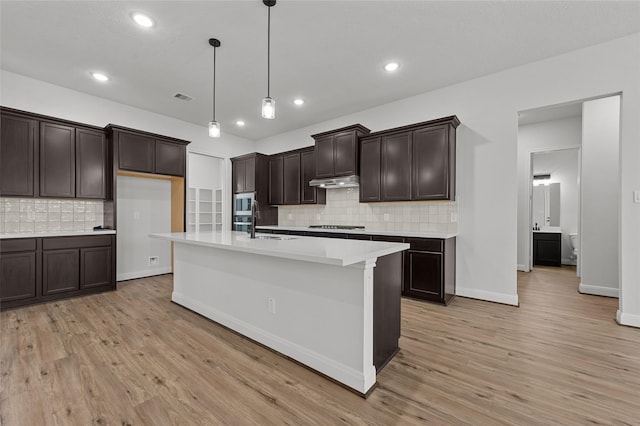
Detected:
left=373, top=251, right=402, bottom=372
left=171, top=241, right=377, bottom=394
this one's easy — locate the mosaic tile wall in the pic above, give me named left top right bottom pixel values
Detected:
left=0, top=198, right=104, bottom=234
left=277, top=188, right=458, bottom=233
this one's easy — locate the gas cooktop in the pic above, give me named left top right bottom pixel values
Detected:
left=308, top=225, right=365, bottom=230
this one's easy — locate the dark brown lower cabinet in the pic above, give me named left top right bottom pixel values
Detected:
left=404, top=238, right=456, bottom=304
left=372, top=251, right=402, bottom=371
left=0, top=234, right=116, bottom=311
left=533, top=232, right=561, bottom=267
left=0, top=239, right=38, bottom=307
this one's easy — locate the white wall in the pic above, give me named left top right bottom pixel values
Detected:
left=531, top=149, right=580, bottom=265
left=116, top=176, right=172, bottom=281
left=518, top=117, right=582, bottom=271
left=255, top=33, right=640, bottom=318
left=580, top=96, right=620, bottom=298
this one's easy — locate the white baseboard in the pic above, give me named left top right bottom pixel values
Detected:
left=517, top=264, right=529, bottom=272
left=117, top=267, right=172, bottom=282
left=617, top=310, right=640, bottom=328
left=578, top=282, right=619, bottom=298
left=561, top=258, right=577, bottom=266
left=456, top=287, right=519, bottom=306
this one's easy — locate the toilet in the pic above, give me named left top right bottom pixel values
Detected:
left=569, top=233, right=578, bottom=264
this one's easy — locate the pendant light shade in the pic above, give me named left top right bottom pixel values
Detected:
left=262, top=0, right=276, bottom=119
left=209, top=38, right=221, bottom=137
left=262, top=97, right=275, bottom=119
left=208, top=121, right=220, bottom=137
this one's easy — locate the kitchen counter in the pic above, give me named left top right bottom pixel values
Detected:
left=149, top=230, right=408, bottom=396
left=0, top=229, right=116, bottom=239
left=255, top=225, right=457, bottom=239
left=150, top=230, right=408, bottom=266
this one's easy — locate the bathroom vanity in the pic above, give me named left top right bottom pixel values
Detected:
left=533, top=228, right=562, bottom=267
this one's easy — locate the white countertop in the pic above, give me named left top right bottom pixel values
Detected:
left=533, top=226, right=562, bottom=234
left=150, top=231, right=409, bottom=267
left=0, top=230, right=116, bottom=239
left=255, top=225, right=457, bottom=239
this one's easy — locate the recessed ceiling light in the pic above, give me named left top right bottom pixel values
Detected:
left=132, top=13, right=154, bottom=28
left=293, top=98, right=304, bottom=106
left=235, top=120, right=246, bottom=127
left=384, top=62, right=399, bottom=72
left=91, top=72, right=109, bottom=82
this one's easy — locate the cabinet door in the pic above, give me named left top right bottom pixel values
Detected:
left=244, top=157, right=256, bottom=192
left=0, top=252, right=37, bottom=303
left=76, top=128, right=106, bottom=199
left=334, top=131, right=357, bottom=176
left=40, top=122, right=76, bottom=198
left=404, top=250, right=443, bottom=302
left=533, top=233, right=561, bottom=266
left=412, top=125, right=449, bottom=200
left=301, top=150, right=322, bottom=204
left=314, top=135, right=334, bottom=178
left=283, top=153, right=301, bottom=205
left=42, top=249, right=79, bottom=295
left=359, top=137, right=381, bottom=202
left=381, top=132, right=411, bottom=201
left=80, top=246, right=112, bottom=289
left=155, top=140, right=185, bottom=177
left=269, top=156, right=283, bottom=205
left=118, top=132, right=154, bottom=173
left=232, top=159, right=246, bottom=193
left=0, top=114, right=37, bottom=196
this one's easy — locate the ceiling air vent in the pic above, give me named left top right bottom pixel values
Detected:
left=174, top=93, right=193, bottom=101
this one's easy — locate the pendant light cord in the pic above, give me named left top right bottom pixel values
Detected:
left=213, top=45, right=216, bottom=121
left=267, top=5, right=271, bottom=98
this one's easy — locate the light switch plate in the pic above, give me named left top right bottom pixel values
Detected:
left=634, top=190, right=640, bottom=204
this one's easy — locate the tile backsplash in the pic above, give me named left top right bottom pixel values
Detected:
left=278, top=188, right=457, bottom=233
left=0, top=198, right=104, bottom=234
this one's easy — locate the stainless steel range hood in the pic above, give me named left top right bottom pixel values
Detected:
left=309, top=175, right=359, bottom=189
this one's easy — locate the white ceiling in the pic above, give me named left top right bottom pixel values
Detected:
left=1, top=1, right=639, bottom=140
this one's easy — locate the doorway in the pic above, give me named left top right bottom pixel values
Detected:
left=517, top=95, right=621, bottom=302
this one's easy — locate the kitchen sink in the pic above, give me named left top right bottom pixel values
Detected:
left=255, top=235, right=297, bottom=240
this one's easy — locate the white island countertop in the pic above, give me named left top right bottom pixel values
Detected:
left=151, top=231, right=409, bottom=267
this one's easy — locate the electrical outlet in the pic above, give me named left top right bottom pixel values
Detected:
left=634, top=190, right=640, bottom=204
left=383, top=213, right=389, bottom=222
left=268, top=297, right=276, bottom=314
left=450, top=212, right=458, bottom=223
left=149, top=256, right=159, bottom=265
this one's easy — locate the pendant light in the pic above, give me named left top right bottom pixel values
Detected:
left=208, top=38, right=221, bottom=137
left=262, top=0, right=276, bottom=119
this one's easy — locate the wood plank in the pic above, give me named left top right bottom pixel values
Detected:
left=1, top=266, right=639, bottom=425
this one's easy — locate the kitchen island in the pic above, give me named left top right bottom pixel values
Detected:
left=150, top=231, right=408, bottom=396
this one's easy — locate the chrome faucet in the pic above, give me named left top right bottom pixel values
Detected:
left=250, top=199, right=260, bottom=239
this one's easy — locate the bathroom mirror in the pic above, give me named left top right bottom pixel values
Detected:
left=532, top=182, right=560, bottom=228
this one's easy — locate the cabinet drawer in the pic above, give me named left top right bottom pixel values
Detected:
left=533, top=232, right=561, bottom=241
left=0, top=238, right=37, bottom=253
left=372, top=235, right=404, bottom=243
left=43, top=235, right=112, bottom=250
left=405, top=238, right=443, bottom=252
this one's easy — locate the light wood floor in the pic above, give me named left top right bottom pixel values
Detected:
left=1, top=266, right=639, bottom=425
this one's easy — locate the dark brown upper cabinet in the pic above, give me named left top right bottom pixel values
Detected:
left=283, top=153, right=301, bottom=205
left=312, top=124, right=370, bottom=178
left=381, top=132, right=412, bottom=201
left=1, top=108, right=109, bottom=200
left=0, top=112, right=37, bottom=197
left=359, top=137, right=381, bottom=202
left=108, top=125, right=189, bottom=177
left=412, top=124, right=456, bottom=200
left=300, top=148, right=326, bottom=205
left=76, top=128, right=107, bottom=199
left=268, top=152, right=301, bottom=205
left=359, top=116, right=459, bottom=202
left=233, top=154, right=260, bottom=194
left=268, top=155, right=284, bottom=205
left=155, top=140, right=186, bottom=177
left=40, top=121, right=76, bottom=198
left=268, top=147, right=325, bottom=206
